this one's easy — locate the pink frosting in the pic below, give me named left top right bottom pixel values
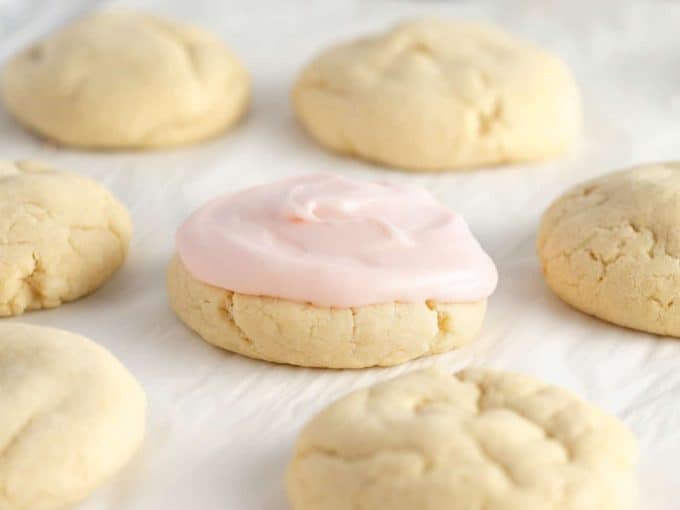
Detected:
left=176, top=174, right=497, bottom=307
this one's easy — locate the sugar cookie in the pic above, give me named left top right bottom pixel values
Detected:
left=293, top=20, right=581, bottom=171
left=287, top=367, right=638, bottom=510
left=0, top=322, right=146, bottom=510
left=168, top=174, right=497, bottom=367
left=538, top=161, right=680, bottom=336
left=1, top=11, right=249, bottom=149
left=0, top=160, right=132, bottom=316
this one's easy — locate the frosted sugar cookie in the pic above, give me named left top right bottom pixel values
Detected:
left=0, top=160, right=132, bottom=316
left=293, top=20, right=581, bottom=171
left=0, top=322, right=146, bottom=510
left=168, top=173, right=497, bottom=368
left=538, top=161, right=680, bottom=336
left=287, top=367, right=638, bottom=510
left=1, top=11, right=249, bottom=149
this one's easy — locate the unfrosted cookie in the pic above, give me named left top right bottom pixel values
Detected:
left=168, top=255, right=486, bottom=368
left=1, top=11, right=249, bottom=149
left=0, top=160, right=132, bottom=316
left=538, top=162, right=680, bottom=336
left=0, top=322, right=146, bottom=510
left=168, top=174, right=497, bottom=368
left=293, top=20, right=581, bottom=171
left=286, top=367, right=638, bottom=510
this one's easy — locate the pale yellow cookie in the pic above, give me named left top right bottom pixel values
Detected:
left=0, top=322, right=146, bottom=510
left=287, top=367, right=638, bottom=510
left=0, top=160, right=131, bottom=316
left=1, top=11, right=249, bottom=149
left=538, top=161, right=680, bottom=336
left=293, top=20, right=581, bottom=171
left=167, top=255, right=486, bottom=368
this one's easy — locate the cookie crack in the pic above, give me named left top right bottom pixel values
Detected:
left=0, top=391, right=70, bottom=458
left=477, top=95, right=504, bottom=137
left=0, top=414, right=36, bottom=459
left=219, top=294, right=254, bottom=348
left=298, top=443, right=434, bottom=472
left=459, top=376, right=575, bottom=465
left=471, top=436, right=521, bottom=486
left=134, top=18, right=241, bottom=145
left=144, top=17, right=202, bottom=85
left=0, top=389, right=74, bottom=510
left=538, top=189, right=611, bottom=252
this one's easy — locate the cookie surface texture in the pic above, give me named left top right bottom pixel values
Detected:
left=538, top=162, right=680, bottom=336
left=286, top=367, right=638, bottom=510
left=1, top=11, right=250, bottom=149
left=0, top=160, right=132, bottom=316
left=167, top=255, right=487, bottom=368
left=293, top=20, right=581, bottom=171
left=0, top=322, right=146, bottom=510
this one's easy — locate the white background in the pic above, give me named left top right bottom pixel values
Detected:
left=1, top=1, right=678, bottom=508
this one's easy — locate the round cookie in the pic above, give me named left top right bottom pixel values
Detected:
left=286, top=367, right=638, bottom=510
left=0, top=160, right=132, bottom=316
left=168, top=255, right=487, bottom=368
left=168, top=174, right=497, bottom=368
left=1, top=11, right=249, bottom=149
left=293, top=20, right=581, bottom=171
left=538, top=162, right=680, bottom=336
left=0, top=322, right=146, bottom=510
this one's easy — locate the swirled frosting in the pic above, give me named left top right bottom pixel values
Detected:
left=176, top=174, right=497, bottom=307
